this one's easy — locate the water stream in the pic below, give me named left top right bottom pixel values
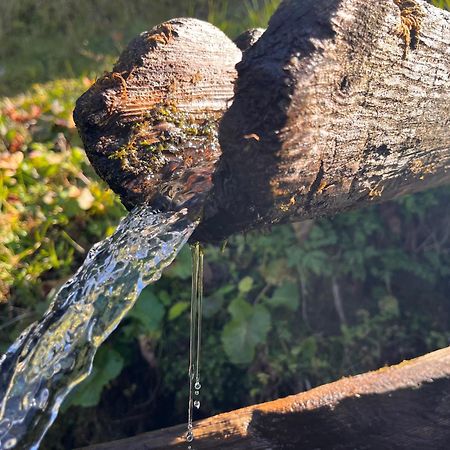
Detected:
left=0, top=205, right=197, bottom=449
left=186, top=243, right=204, bottom=447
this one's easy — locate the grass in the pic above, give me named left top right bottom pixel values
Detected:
left=0, top=0, right=280, bottom=96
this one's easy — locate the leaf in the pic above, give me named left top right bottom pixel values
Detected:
left=222, top=299, right=271, bottom=365
left=378, top=295, right=400, bottom=318
left=168, top=301, right=189, bottom=321
left=127, top=287, right=165, bottom=332
left=268, top=283, right=299, bottom=311
left=238, top=276, right=254, bottom=294
left=164, top=246, right=192, bottom=280
left=69, top=346, right=124, bottom=408
left=259, top=259, right=289, bottom=285
left=203, top=295, right=224, bottom=318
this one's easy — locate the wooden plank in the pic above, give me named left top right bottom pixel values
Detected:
left=81, top=346, right=450, bottom=449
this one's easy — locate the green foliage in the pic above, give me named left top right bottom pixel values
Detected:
left=69, top=346, right=125, bottom=408
left=0, top=79, right=125, bottom=353
left=432, top=0, right=450, bottom=9
left=269, top=283, right=299, bottom=311
left=222, top=298, right=271, bottom=364
left=126, top=288, right=165, bottom=333
left=1, top=0, right=449, bottom=447
left=0, top=0, right=279, bottom=96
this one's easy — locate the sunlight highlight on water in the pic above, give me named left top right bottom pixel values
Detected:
left=0, top=206, right=197, bottom=449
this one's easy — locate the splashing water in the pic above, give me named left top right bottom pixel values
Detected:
left=0, top=206, right=197, bottom=449
left=186, top=243, right=204, bottom=447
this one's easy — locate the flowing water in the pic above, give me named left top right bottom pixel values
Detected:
left=186, top=243, right=204, bottom=447
left=0, top=206, right=197, bottom=449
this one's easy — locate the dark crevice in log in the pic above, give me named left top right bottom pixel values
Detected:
left=305, top=160, right=325, bottom=210
left=197, top=1, right=342, bottom=241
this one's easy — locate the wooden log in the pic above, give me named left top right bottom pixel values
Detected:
left=80, top=345, right=450, bottom=449
left=199, top=0, right=450, bottom=240
left=74, top=0, right=450, bottom=242
left=74, top=18, right=242, bottom=215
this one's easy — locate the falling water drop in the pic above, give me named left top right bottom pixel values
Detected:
left=186, top=242, right=204, bottom=447
left=4, top=438, right=17, bottom=449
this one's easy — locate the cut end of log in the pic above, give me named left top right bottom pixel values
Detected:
left=74, top=18, right=241, bottom=215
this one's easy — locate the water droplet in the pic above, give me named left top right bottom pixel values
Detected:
left=188, top=446, right=192, bottom=450
left=4, top=438, right=17, bottom=449
left=186, top=431, right=194, bottom=442
left=194, top=390, right=199, bottom=396
left=53, top=362, right=62, bottom=375
left=194, top=381, right=201, bottom=390
left=194, top=400, right=200, bottom=409
left=38, top=388, right=49, bottom=410
left=187, top=423, right=193, bottom=431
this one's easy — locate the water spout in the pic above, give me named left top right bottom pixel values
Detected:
left=0, top=206, right=197, bottom=449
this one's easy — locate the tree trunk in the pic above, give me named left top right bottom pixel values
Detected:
left=80, top=345, right=450, bottom=450
left=74, top=0, right=450, bottom=243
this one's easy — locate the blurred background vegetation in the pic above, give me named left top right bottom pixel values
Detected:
left=0, top=0, right=449, bottom=448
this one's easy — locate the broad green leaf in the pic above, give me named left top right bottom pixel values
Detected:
left=203, top=295, right=224, bottom=318
left=269, top=283, right=299, bottom=311
left=238, top=276, right=254, bottom=294
left=127, top=287, right=165, bottom=332
left=165, top=246, right=192, bottom=280
left=70, top=347, right=124, bottom=408
left=168, top=301, right=190, bottom=321
left=222, top=300, right=271, bottom=365
left=259, top=259, right=289, bottom=285
left=228, top=297, right=253, bottom=319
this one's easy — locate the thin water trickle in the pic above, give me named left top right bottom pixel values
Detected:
left=186, top=243, right=204, bottom=447
left=0, top=206, right=197, bottom=449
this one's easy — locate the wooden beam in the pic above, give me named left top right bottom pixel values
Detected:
left=81, top=345, right=450, bottom=449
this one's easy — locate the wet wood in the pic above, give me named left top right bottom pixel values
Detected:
left=81, top=345, right=450, bottom=449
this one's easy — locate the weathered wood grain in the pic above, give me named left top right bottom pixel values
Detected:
left=81, top=345, right=450, bottom=449
left=199, top=0, right=450, bottom=240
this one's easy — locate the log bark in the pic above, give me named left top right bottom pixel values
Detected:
left=74, top=19, right=241, bottom=215
left=80, top=345, right=450, bottom=450
left=199, top=0, right=450, bottom=240
left=74, top=0, right=450, bottom=242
